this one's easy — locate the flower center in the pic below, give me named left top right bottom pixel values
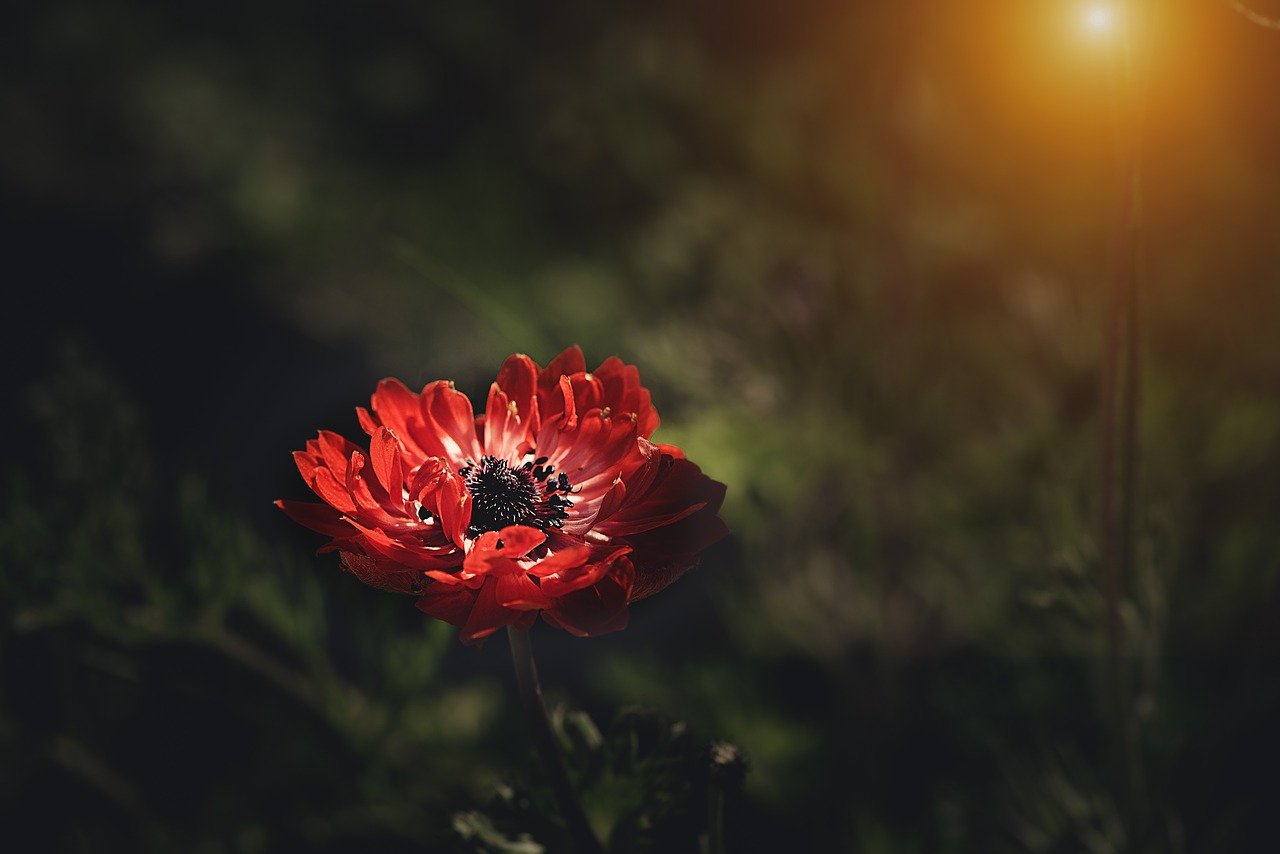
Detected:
left=459, top=454, right=574, bottom=537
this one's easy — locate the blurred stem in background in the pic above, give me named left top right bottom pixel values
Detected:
left=705, top=741, right=746, bottom=854
left=1098, top=0, right=1147, bottom=845
left=507, top=626, right=602, bottom=854
left=706, top=785, right=725, bottom=854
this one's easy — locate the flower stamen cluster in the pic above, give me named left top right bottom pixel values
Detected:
left=460, top=454, right=574, bottom=537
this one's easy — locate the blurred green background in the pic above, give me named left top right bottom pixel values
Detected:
left=4, top=0, right=1280, bottom=850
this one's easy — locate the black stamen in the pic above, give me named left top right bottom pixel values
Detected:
left=460, top=455, right=576, bottom=537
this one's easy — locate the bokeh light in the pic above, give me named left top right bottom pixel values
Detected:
left=1082, top=2, right=1118, bottom=37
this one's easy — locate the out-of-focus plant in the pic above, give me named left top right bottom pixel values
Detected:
left=1, top=346, right=501, bottom=849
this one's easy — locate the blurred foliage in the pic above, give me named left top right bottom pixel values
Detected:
left=458, top=707, right=737, bottom=853
left=4, top=0, right=1280, bottom=850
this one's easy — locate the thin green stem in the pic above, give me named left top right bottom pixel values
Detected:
left=506, top=626, right=602, bottom=854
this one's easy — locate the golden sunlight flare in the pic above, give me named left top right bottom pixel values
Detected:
left=1081, top=3, right=1118, bottom=37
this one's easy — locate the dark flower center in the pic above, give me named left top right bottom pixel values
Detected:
left=459, top=454, right=575, bottom=537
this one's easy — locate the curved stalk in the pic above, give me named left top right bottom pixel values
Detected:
left=506, top=626, right=602, bottom=854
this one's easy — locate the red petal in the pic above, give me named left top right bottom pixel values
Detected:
left=541, top=411, right=640, bottom=489
left=356, top=405, right=379, bottom=437
left=369, top=378, right=431, bottom=458
left=309, top=466, right=357, bottom=514
left=369, top=427, right=406, bottom=496
left=557, top=375, right=577, bottom=431
left=416, top=580, right=480, bottom=627
left=542, top=557, right=634, bottom=637
left=292, top=449, right=320, bottom=482
left=344, top=449, right=395, bottom=517
left=338, top=551, right=427, bottom=595
left=628, top=553, right=698, bottom=603
left=424, top=567, right=481, bottom=587
left=343, top=517, right=425, bottom=566
left=496, top=524, right=546, bottom=558
left=275, top=499, right=352, bottom=538
left=538, top=546, right=630, bottom=597
left=624, top=507, right=729, bottom=601
left=541, top=345, right=587, bottom=383
left=432, top=470, right=473, bottom=550
left=316, top=430, right=361, bottom=473
left=409, top=457, right=448, bottom=501
left=472, top=531, right=502, bottom=551
left=623, top=495, right=728, bottom=558
left=537, top=346, right=586, bottom=424
left=459, top=577, right=520, bottom=644
left=593, top=479, right=627, bottom=525
left=494, top=570, right=552, bottom=611
left=420, top=381, right=482, bottom=467
left=525, top=544, right=591, bottom=578
left=596, top=456, right=725, bottom=537
left=592, top=356, right=660, bottom=439
left=462, top=550, right=508, bottom=579
left=484, top=353, right=540, bottom=459
left=497, top=353, right=540, bottom=416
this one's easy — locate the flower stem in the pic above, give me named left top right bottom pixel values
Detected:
left=506, top=625, right=602, bottom=854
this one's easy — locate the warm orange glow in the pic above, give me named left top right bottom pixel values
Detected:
left=1081, top=3, right=1117, bottom=37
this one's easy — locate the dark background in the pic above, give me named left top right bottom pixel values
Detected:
left=4, top=0, right=1280, bottom=850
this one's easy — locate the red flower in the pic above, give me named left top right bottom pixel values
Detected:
left=277, top=347, right=728, bottom=644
